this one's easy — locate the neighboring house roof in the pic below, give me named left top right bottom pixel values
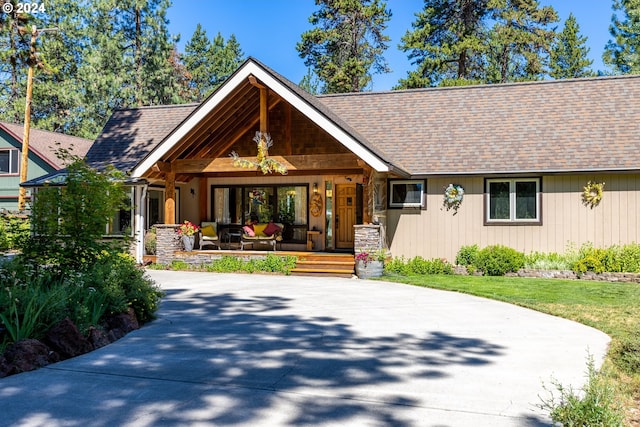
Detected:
left=318, top=75, right=640, bottom=175
left=0, top=122, right=93, bottom=169
left=80, top=58, right=640, bottom=178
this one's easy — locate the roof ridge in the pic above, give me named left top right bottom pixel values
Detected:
left=113, top=103, right=200, bottom=112
left=317, top=73, right=640, bottom=98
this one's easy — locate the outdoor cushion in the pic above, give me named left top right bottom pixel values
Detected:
left=253, top=223, right=268, bottom=237
left=263, top=221, right=281, bottom=236
left=243, top=225, right=255, bottom=236
left=201, top=224, right=217, bottom=238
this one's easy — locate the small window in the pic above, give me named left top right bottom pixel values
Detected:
left=486, top=178, right=540, bottom=223
left=0, top=149, right=19, bottom=175
left=388, top=179, right=425, bottom=208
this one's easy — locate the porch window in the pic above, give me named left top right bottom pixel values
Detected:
left=212, top=184, right=309, bottom=241
left=106, top=188, right=133, bottom=236
left=486, top=178, right=541, bottom=224
left=0, top=148, right=19, bottom=175
left=388, top=179, right=425, bottom=208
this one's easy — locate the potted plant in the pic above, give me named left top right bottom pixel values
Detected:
left=177, top=220, right=199, bottom=252
left=355, top=249, right=386, bottom=279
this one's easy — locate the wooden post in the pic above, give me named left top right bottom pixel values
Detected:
left=259, top=87, right=268, bottom=133
left=165, top=172, right=176, bottom=224
left=18, top=25, right=37, bottom=211
left=199, top=177, right=207, bottom=223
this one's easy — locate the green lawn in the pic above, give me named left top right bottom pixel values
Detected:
left=378, top=274, right=640, bottom=423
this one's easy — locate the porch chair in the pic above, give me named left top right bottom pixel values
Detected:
left=198, top=222, right=220, bottom=250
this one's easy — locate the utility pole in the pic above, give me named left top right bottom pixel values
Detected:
left=18, top=25, right=58, bottom=211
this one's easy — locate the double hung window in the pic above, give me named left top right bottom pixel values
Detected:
left=0, top=149, right=19, bottom=175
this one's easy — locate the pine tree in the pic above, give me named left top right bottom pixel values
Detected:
left=297, top=0, right=392, bottom=93
left=549, top=13, right=593, bottom=79
left=183, top=26, right=244, bottom=101
left=397, top=0, right=490, bottom=89
left=603, top=0, right=640, bottom=74
left=485, top=0, right=559, bottom=83
left=0, top=2, right=34, bottom=122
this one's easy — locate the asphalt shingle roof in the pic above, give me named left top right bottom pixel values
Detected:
left=84, top=59, right=640, bottom=177
left=85, top=104, right=197, bottom=172
left=318, top=75, right=640, bottom=175
left=0, top=122, right=93, bottom=169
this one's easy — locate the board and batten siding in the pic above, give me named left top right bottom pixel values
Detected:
left=386, top=174, right=640, bottom=262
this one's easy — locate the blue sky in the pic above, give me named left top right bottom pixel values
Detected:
left=167, top=0, right=614, bottom=91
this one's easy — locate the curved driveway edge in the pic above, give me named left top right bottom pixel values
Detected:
left=0, top=270, right=610, bottom=427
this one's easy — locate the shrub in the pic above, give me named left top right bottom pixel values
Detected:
left=205, top=256, right=244, bottom=272
left=475, top=245, right=524, bottom=276
left=384, top=256, right=410, bottom=276
left=145, top=227, right=157, bottom=255
left=572, top=244, right=609, bottom=274
left=455, top=244, right=479, bottom=267
left=384, top=256, right=452, bottom=276
left=0, top=213, right=30, bottom=251
left=524, top=251, right=574, bottom=270
left=539, top=357, right=624, bottom=427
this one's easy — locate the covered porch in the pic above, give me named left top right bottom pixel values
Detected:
left=136, top=61, right=392, bottom=262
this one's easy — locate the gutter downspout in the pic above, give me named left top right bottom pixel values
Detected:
left=135, top=184, right=148, bottom=264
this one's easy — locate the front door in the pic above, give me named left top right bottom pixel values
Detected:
left=335, top=184, right=356, bottom=249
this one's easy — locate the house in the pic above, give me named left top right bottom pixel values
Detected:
left=0, top=122, right=93, bottom=211
left=29, top=58, right=640, bottom=264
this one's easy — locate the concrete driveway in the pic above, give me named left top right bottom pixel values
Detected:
left=0, top=270, right=610, bottom=426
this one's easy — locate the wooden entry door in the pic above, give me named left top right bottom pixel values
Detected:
left=336, top=184, right=356, bottom=249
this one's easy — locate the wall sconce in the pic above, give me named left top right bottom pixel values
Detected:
left=313, top=183, right=318, bottom=194
left=190, top=188, right=195, bottom=198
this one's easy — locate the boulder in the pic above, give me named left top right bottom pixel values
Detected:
left=2, top=338, right=59, bottom=375
left=106, top=308, right=139, bottom=334
left=44, top=317, right=93, bottom=359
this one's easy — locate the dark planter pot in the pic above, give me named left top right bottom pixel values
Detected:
left=355, top=260, right=383, bottom=279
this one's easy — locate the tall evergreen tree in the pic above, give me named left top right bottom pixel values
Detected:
left=485, top=0, right=559, bottom=83
left=397, top=0, right=489, bottom=89
left=183, top=26, right=244, bottom=101
left=0, top=2, right=34, bottom=122
left=297, top=0, right=392, bottom=93
left=549, top=13, right=593, bottom=79
left=603, top=0, right=640, bottom=74
left=31, top=0, right=88, bottom=135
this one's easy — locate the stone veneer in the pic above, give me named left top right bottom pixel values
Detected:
left=354, top=224, right=383, bottom=254
left=155, top=224, right=182, bottom=264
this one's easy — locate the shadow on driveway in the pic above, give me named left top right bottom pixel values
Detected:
left=0, top=272, right=598, bottom=426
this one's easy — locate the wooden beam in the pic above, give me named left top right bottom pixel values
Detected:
left=204, top=96, right=282, bottom=160
left=248, top=75, right=266, bottom=89
left=173, top=153, right=361, bottom=173
left=152, top=161, right=172, bottom=173
left=164, top=172, right=176, bottom=224
left=259, top=87, right=268, bottom=133
left=202, top=168, right=364, bottom=178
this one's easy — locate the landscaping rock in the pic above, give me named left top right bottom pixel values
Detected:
left=87, top=327, right=111, bottom=349
left=1, top=339, right=59, bottom=376
left=107, top=307, right=140, bottom=334
left=44, top=317, right=93, bottom=359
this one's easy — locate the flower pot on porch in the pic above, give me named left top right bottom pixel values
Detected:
left=355, top=260, right=383, bottom=279
left=182, top=235, right=195, bottom=252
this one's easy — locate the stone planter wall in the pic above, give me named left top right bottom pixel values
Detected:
left=354, top=224, right=383, bottom=255
left=455, top=266, right=640, bottom=283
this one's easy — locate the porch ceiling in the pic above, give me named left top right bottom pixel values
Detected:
left=144, top=76, right=364, bottom=182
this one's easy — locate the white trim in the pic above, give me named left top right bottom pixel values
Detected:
left=131, top=61, right=389, bottom=177
left=135, top=185, right=147, bottom=263
left=486, top=178, right=540, bottom=223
